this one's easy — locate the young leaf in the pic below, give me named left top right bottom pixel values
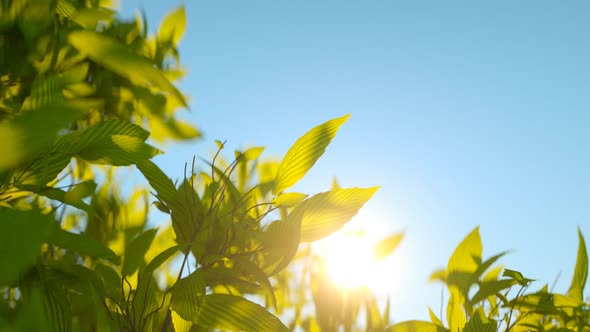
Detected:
left=196, top=294, right=289, bottom=332
left=68, top=30, right=187, bottom=107
left=385, top=321, right=448, bottom=332
left=122, top=228, right=158, bottom=276
left=373, top=232, right=405, bottom=261
left=567, top=227, right=588, bottom=301
left=471, top=279, right=515, bottom=304
left=447, top=226, right=482, bottom=275
left=158, top=5, right=186, bottom=45
left=0, top=209, right=51, bottom=283
left=273, top=114, right=350, bottom=195
left=296, top=187, right=379, bottom=242
left=272, top=192, right=308, bottom=208
left=243, top=146, right=265, bottom=160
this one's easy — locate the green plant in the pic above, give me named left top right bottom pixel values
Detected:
left=0, top=1, right=378, bottom=331
left=386, top=227, right=589, bottom=332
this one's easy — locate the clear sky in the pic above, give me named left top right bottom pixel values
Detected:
left=123, top=0, right=590, bottom=323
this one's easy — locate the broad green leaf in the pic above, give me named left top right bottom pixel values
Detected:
left=373, top=232, right=405, bottom=261
left=48, top=226, right=120, bottom=264
left=385, top=320, right=448, bottom=332
left=0, top=209, right=51, bottom=283
left=464, top=308, right=496, bottom=332
left=295, top=187, right=379, bottom=242
left=77, top=134, right=161, bottom=165
left=158, top=5, right=186, bottom=45
left=273, top=114, right=350, bottom=195
left=273, top=192, right=308, bottom=208
left=447, top=226, right=482, bottom=275
left=171, top=270, right=206, bottom=322
left=122, top=228, right=158, bottom=276
left=196, top=294, right=289, bottom=332
left=0, top=105, right=84, bottom=172
left=95, top=263, right=121, bottom=295
left=68, top=30, right=187, bottom=107
left=567, top=227, right=588, bottom=301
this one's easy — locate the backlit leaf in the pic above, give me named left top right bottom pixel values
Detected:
left=170, top=270, right=206, bottom=321
left=197, top=294, right=289, bottom=332
left=464, top=308, right=496, bottom=332
left=158, top=5, right=186, bottom=45
left=273, top=192, right=308, bottom=208
left=273, top=114, right=350, bottom=195
left=296, top=187, right=379, bottom=242
left=385, top=320, right=448, bottom=332
left=447, top=227, right=482, bottom=275
left=567, top=227, right=588, bottom=301
left=122, top=228, right=158, bottom=276
left=68, top=30, right=187, bottom=107
left=373, top=232, right=404, bottom=261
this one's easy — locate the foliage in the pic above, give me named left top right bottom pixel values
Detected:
left=2, top=1, right=589, bottom=332
left=387, top=226, right=590, bottom=332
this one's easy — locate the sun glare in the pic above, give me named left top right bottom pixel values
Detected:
left=315, top=223, right=401, bottom=295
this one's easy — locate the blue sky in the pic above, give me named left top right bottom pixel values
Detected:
left=123, top=0, right=590, bottom=323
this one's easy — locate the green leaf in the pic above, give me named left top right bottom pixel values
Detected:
left=273, top=114, right=350, bottom=195
left=68, top=30, right=187, bottom=107
left=385, top=320, right=448, bottom=332
left=446, top=288, right=466, bottom=332
left=122, top=228, right=158, bottom=276
left=471, top=279, right=515, bottom=304
left=236, top=258, right=277, bottom=310
left=77, top=134, right=161, bottom=165
left=464, top=308, right=496, bottom=332
left=170, top=270, right=207, bottom=322
left=243, top=146, right=265, bottom=160
left=567, top=227, right=588, bottom=301
left=196, top=294, right=289, bottom=332
left=136, top=160, right=178, bottom=209
left=447, top=226, right=482, bottom=275
left=48, top=226, right=120, bottom=264
left=373, top=232, right=405, bottom=261
left=428, top=307, right=443, bottom=327
left=18, top=183, right=95, bottom=213
left=0, top=105, right=84, bottom=172
left=0, top=209, right=51, bottom=283
left=143, top=245, right=179, bottom=275
left=63, top=180, right=97, bottom=202
left=272, top=192, right=308, bottom=208
left=296, top=187, right=379, bottom=242
left=503, top=269, right=534, bottom=287
left=158, top=5, right=186, bottom=45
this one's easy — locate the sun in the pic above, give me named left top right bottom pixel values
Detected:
left=314, top=224, right=401, bottom=294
